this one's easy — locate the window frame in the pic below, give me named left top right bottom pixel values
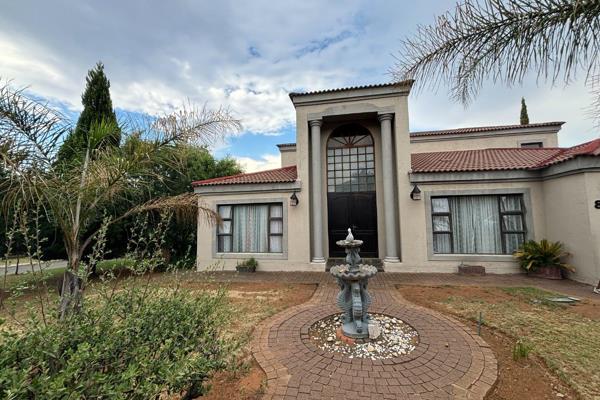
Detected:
left=216, top=205, right=233, bottom=253
left=431, top=199, right=454, bottom=254
left=520, top=141, right=544, bottom=148
left=498, top=195, right=527, bottom=254
left=267, top=203, right=283, bottom=253
left=216, top=202, right=285, bottom=255
left=430, top=194, right=527, bottom=256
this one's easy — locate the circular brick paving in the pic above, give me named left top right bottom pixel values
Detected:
left=252, top=281, right=497, bottom=399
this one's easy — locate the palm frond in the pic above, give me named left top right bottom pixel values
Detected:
left=392, top=0, right=600, bottom=112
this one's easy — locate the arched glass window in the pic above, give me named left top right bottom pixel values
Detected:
left=326, top=124, right=375, bottom=193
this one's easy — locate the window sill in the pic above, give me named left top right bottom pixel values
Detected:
left=215, top=252, right=287, bottom=260
left=428, top=253, right=516, bottom=262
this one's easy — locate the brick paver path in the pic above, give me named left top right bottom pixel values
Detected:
left=209, top=271, right=597, bottom=399
left=250, top=274, right=500, bottom=400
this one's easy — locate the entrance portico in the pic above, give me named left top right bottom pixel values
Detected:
left=301, top=86, right=407, bottom=266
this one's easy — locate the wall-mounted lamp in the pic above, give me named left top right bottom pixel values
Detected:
left=289, top=192, right=299, bottom=206
left=410, top=185, right=422, bottom=200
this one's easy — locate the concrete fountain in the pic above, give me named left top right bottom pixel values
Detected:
left=329, top=228, right=378, bottom=339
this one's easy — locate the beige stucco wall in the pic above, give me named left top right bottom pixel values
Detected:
left=280, top=148, right=296, bottom=167
left=195, top=190, right=317, bottom=271
left=542, top=172, right=600, bottom=284
left=411, top=132, right=558, bottom=153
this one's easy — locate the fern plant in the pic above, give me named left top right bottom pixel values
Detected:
left=513, top=239, right=574, bottom=273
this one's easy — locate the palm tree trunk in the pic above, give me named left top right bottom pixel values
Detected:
left=59, top=147, right=90, bottom=319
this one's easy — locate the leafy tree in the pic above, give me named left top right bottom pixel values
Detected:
left=105, top=145, right=242, bottom=261
left=520, top=97, right=529, bottom=125
left=0, top=81, right=241, bottom=317
left=392, top=0, right=600, bottom=117
left=56, top=62, right=120, bottom=164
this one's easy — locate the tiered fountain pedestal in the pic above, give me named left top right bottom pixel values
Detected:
left=329, top=234, right=378, bottom=339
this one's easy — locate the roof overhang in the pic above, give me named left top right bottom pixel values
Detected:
left=409, top=156, right=600, bottom=184
left=194, top=180, right=302, bottom=196
left=410, top=122, right=564, bottom=142
left=289, top=81, right=414, bottom=107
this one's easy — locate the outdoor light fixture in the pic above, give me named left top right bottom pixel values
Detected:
left=410, top=185, right=422, bottom=200
left=289, top=192, right=299, bottom=206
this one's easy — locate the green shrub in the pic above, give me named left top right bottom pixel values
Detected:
left=512, top=339, right=533, bottom=361
left=513, top=239, right=574, bottom=273
left=235, top=257, right=258, bottom=272
left=0, top=281, right=238, bottom=399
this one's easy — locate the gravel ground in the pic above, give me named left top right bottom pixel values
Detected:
left=308, top=313, right=419, bottom=359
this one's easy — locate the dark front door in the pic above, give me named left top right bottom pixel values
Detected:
left=327, top=192, right=378, bottom=258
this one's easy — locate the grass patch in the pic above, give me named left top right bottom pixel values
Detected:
left=425, top=286, right=600, bottom=399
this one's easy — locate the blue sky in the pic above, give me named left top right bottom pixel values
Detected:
left=1, top=0, right=598, bottom=172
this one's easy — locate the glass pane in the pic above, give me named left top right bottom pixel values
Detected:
left=270, top=235, right=282, bottom=252
left=433, top=233, right=452, bottom=253
left=504, top=233, right=524, bottom=254
left=500, top=195, right=522, bottom=212
left=218, top=236, right=231, bottom=252
left=218, top=205, right=231, bottom=219
left=432, top=216, right=450, bottom=232
left=270, top=204, right=283, bottom=218
left=502, top=215, right=523, bottom=231
left=232, top=205, right=269, bottom=253
left=219, top=220, right=231, bottom=234
left=270, top=219, right=283, bottom=234
left=450, top=196, right=502, bottom=254
left=431, top=198, right=449, bottom=213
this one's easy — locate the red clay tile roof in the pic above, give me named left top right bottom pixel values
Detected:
left=192, top=165, right=298, bottom=187
left=410, top=122, right=564, bottom=137
left=411, top=138, right=600, bottom=173
left=289, top=80, right=414, bottom=98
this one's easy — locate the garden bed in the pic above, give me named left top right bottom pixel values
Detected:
left=399, top=285, right=599, bottom=399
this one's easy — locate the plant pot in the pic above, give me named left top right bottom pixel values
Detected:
left=527, top=265, right=563, bottom=280
left=235, top=265, right=256, bottom=273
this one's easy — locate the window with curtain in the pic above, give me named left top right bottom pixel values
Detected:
left=431, top=195, right=526, bottom=255
left=217, top=203, right=283, bottom=253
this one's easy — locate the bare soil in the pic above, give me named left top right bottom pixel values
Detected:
left=400, top=285, right=582, bottom=400
left=197, top=281, right=316, bottom=400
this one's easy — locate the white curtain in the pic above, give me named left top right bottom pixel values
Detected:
left=450, top=196, right=502, bottom=254
left=232, top=205, right=269, bottom=253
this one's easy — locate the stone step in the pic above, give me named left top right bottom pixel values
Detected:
left=326, top=258, right=384, bottom=272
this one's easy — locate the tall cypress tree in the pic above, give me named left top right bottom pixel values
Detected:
left=57, top=62, right=120, bottom=163
left=520, top=97, right=529, bottom=125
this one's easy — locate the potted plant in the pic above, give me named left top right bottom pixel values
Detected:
left=235, top=257, right=258, bottom=273
left=513, top=239, right=574, bottom=279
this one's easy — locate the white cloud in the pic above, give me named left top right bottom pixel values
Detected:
left=0, top=0, right=597, bottom=150
left=235, top=153, right=281, bottom=173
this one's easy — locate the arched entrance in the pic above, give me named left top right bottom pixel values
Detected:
left=326, top=124, right=378, bottom=258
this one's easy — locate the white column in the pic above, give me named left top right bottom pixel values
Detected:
left=379, top=113, right=399, bottom=262
left=310, top=119, right=325, bottom=263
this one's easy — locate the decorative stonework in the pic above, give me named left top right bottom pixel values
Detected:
left=329, top=229, right=378, bottom=338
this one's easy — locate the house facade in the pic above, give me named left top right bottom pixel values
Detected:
left=193, top=82, right=600, bottom=284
